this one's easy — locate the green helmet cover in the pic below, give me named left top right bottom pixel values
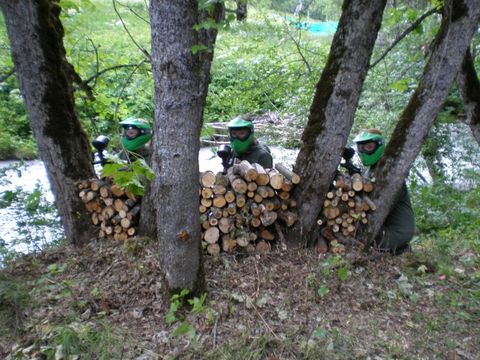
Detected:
left=227, top=117, right=254, bottom=129
left=119, top=117, right=152, bottom=130
left=120, top=117, right=152, bottom=151
left=353, top=131, right=385, bottom=166
left=227, top=117, right=254, bottom=155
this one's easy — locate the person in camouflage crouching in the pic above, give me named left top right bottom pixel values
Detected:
left=353, top=128, right=415, bottom=255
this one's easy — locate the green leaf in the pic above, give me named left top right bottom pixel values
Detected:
left=317, top=284, right=329, bottom=298
left=191, top=44, right=209, bottom=55
left=171, top=321, right=194, bottom=337
left=189, top=293, right=207, bottom=313
left=313, top=327, right=327, bottom=338
left=193, top=18, right=222, bottom=31
left=390, top=79, right=410, bottom=92
left=101, top=158, right=153, bottom=197
left=0, top=190, right=16, bottom=208
left=165, top=311, right=177, bottom=325
left=338, top=267, right=349, bottom=282
left=26, top=188, right=41, bottom=212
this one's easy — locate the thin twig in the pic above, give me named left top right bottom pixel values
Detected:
left=0, top=67, right=15, bottom=83
left=84, top=63, right=147, bottom=85
left=252, top=304, right=298, bottom=359
left=113, top=60, right=146, bottom=124
left=116, top=0, right=150, bottom=24
left=252, top=304, right=280, bottom=340
left=112, top=0, right=150, bottom=59
left=370, top=7, right=438, bottom=69
left=287, top=29, right=312, bottom=75
left=253, top=259, right=260, bottom=298
left=85, top=36, right=100, bottom=88
left=212, top=315, right=219, bottom=349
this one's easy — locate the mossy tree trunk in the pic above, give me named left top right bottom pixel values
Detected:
left=357, top=0, right=480, bottom=245
left=0, top=0, right=97, bottom=246
left=457, top=47, right=480, bottom=144
left=149, top=0, right=222, bottom=295
left=287, top=0, right=387, bottom=246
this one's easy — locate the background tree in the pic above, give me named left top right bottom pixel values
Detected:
left=288, top=0, right=387, bottom=246
left=149, top=0, right=223, bottom=294
left=358, top=0, right=480, bottom=245
left=0, top=0, right=97, bottom=246
left=457, top=47, right=480, bottom=144
left=236, top=0, right=248, bottom=21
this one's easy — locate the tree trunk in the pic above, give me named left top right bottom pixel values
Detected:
left=236, top=0, right=247, bottom=21
left=0, top=0, right=97, bottom=246
left=457, top=47, right=480, bottom=144
left=138, top=181, right=156, bottom=238
left=149, top=0, right=222, bottom=295
left=288, top=0, right=387, bottom=246
left=358, top=0, right=480, bottom=245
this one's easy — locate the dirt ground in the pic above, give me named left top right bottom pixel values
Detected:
left=1, top=237, right=478, bottom=359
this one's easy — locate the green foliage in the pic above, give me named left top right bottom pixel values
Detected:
left=166, top=288, right=191, bottom=324
left=412, top=181, right=480, bottom=235
left=102, top=156, right=154, bottom=196
left=0, top=272, right=31, bottom=335
left=165, top=289, right=212, bottom=349
left=8, top=322, right=132, bottom=360
left=430, top=0, right=444, bottom=10
left=205, top=16, right=330, bottom=124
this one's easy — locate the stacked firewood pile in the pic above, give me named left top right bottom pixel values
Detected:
left=317, top=171, right=375, bottom=254
left=199, top=161, right=300, bottom=255
left=78, top=179, right=140, bottom=241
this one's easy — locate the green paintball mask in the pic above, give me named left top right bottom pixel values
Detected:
left=120, top=117, right=152, bottom=151
left=227, top=117, right=254, bottom=155
left=353, top=131, right=385, bottom=166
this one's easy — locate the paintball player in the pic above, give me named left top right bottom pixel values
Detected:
left=118, top=117, right=152, bottom=164
left=217, top=116, right=273, bottom=171
left=353, top=128, right=415, bottom=255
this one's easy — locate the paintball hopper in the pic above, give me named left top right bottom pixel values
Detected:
left=342, top=146, right=355, bottom=162
left=217, top=144, right=232, bottom=159
left=92, top=135, right=110, bottom=152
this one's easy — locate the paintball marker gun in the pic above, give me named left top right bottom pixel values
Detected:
left=217, top=144, right=234, bottom=174
left=340, top=146, right=361, bottom=175
left=92, top=135, right=110, bottom=167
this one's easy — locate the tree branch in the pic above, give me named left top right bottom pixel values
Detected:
left=83, top=63, right=148, bottom=85
left=0, top=67, right=15, bottom=83
left=369, top=7, right=438, bottom=69
left=113, top=60, right=147, bottom=123
left=287, top=28, right=312, bottom=75
left=112, top=0, right=150, bottom=60
left=116, top=0, right=150, bottom=24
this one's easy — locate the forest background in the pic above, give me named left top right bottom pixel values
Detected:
left=0, top=0, right=479, bottom=359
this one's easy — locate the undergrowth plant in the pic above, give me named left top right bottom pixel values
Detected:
left=165, top=288, right=214, bottom=350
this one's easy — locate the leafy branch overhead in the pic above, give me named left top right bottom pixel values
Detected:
left=102, top=157, right=154, bottom=196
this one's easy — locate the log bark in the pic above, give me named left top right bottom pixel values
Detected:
left=274, top=163, right=300, bottom=184
left=358, top=0, right=480, bottom=245
left=237, top=160, right=258, bottom=181
left=253, top=163, right=269, bottom=185
left=227, top=167, right=248, bottom=194
left=268, top=169, right=284, bottom=190
left=288, top=0, right=387, bottom=247
left=0, top=0, right=98, bottom=246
